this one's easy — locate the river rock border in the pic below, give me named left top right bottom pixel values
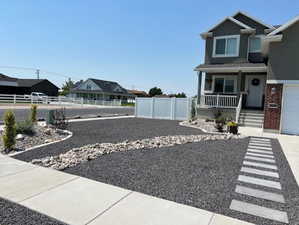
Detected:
left=31, top=134, right=244, bottom=170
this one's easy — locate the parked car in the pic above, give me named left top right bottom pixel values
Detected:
left=25, top=92, right=49, bottom=104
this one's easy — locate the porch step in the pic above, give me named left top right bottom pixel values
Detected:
left=238, top=110, right=264, bottom=128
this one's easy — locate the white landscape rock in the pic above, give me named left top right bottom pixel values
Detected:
left=16, top=134, right=25, bottom=141
left=31, top=134, right=245, bottom=171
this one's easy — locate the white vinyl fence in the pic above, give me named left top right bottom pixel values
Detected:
left=0, top=94, right=121, bottom=106
left=135, top=97, right=192, bottom=120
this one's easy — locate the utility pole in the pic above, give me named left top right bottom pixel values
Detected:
left=36, top=69, right=40, bottom=80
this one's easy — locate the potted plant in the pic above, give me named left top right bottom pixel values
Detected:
left=214, top=116, right=226, bottom=132
left=227, top=121, right=238, bottom=134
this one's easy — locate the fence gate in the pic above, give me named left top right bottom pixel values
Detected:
left=135, top=97, right=191, bottom=120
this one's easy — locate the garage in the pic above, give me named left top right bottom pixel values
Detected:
left=281, top=85, right=299, bottom=134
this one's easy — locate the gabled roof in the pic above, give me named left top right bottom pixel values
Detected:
left=232, top=11, right=275, bottom=29
left=268, top=15, right=299, bottom=36
left=0, top=74, right=17, bottom=82
left=206, top=16, right=253, bottom=32
left=17, top=79, right=45, bottom=87
left=89, top=78, right=129, bottom=94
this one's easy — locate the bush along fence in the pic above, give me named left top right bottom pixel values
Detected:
left=0, top=94, right=122, bottom=106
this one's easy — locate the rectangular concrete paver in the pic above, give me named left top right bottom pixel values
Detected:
left=209, top=213, right=254, bottom=225
left=235, top=185, right=285, bottom=203
left=230, top=200, right=289, bottom=223
left=238, top=175, right=281, bottom=190
left=245, top=156, right=275, bottom=163
left=243, top=161, right=278, bottom=170
left=246, top=152, right=274, bottom=159
left=0, top=166, right=77, bottom=202
left=247, top=145, right=272, bottom=150
left=241, top=167, right=279, bottom=178
left=88, top=192, right=213, bottom=225
left=22, top=177, right=131, bottom=225
left=247, top=149, right=273, bottom=155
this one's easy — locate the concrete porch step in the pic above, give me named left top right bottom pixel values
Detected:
left=239, top=122, right=263, bottom=128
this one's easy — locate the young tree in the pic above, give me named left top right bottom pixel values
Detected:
left=2, top=110, right=16, bottom=152
left=148, top=87, right=163, bottom=97
left=60, top=78, right=75, bottom=96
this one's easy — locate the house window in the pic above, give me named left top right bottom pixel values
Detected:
left=213, top=76, right=237, bottom=93
left=213, top=35, right=240, bottom=57
left=249, top=36, right=263, bottom=53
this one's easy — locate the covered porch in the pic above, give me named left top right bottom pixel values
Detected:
left=195, top=63, right=267, bottom=109
left=195, top=63, right=267, bottom=121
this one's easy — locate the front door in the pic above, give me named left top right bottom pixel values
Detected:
left=246, top=75, right=265, bottom=108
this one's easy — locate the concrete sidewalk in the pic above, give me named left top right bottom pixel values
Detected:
left=0, top=154, right=253, bottom=225
left=239, top=127, right=299, bottom=186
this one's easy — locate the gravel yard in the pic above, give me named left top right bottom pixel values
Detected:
left=64, top=138, right=299, bottom=225
left=14, top=118, right=204, bottom=162
left=0, top=198, right=66, bottom=225
left=0, top=107, right=134, bottom=123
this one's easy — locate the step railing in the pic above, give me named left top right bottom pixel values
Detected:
left=199, top=94, right=238, bottom=108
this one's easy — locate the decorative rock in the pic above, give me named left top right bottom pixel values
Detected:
left=16, top=134, right=24, bottom=141
left=31, top=134, right=245, bottom=171
left=44, top=128, right=52, bottom=135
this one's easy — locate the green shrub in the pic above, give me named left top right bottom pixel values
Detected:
left=190, top=98, right=197, bottom=121
left=30, top=104, right=37, bottom=123
left=16, top=119, right=35, bottom=135
left=2, top=110, right=16, bottom=151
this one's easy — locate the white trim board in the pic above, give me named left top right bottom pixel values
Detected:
left=207, top=16, right=253, bottom=32
left=267, top=80, right=299, bottom=84
left=268, top=15, right=299, bottom=36
left=232, top=11, right=275, bottom=29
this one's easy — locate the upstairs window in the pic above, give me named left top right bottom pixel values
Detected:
left=213, top=35, right=240, bottom=57
left=249, top=35, right=263, bottom=53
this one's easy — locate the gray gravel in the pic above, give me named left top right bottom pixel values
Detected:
left=64, top=137, right=299, bottom=225
left=0, top=198, right=67, bottom=225
left=14, top=118, right=204, bottom=162
left=0, top=107, right=134, bottom=123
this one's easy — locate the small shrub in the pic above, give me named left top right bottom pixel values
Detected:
left=227, top=121, right=238, bottom=134
left=47, top=108, right=68, bottom=129
left=214, top=116, right=227, bottom=133
left=30, top=104, right=37, bottom=123
left=16, top=119, right=35, bottom=135
left=2, top=110, right=16, bottom=151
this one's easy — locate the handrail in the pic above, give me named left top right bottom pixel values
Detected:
left=235, top=94, right=243, bottom=123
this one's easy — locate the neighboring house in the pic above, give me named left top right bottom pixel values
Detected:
left=195, top=11, right=299, bottom=134
left=128, top=89, right=148, bottom=97
left=0, top=74, right=59, bottom=96
left=69, top=78, right=133, bottom=101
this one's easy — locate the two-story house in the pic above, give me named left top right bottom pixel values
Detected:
left=195, top=11, right=299, bottom=135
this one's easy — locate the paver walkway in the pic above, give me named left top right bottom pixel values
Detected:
left=229, top=137, right=289, bottom=224
left=0, top=154, right=253, bottom=225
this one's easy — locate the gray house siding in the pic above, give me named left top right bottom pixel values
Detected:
left=267, top=21, right=299, bottom=80
left=233, top=13, right=268, bottom=34
left=205, top=20, right=250, bottom=64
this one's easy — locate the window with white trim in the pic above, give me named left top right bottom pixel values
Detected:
left=213, top=35, right=240, bottom=57
left=249, top=35, right=263, bottom=53
left=213, top=76, right=237, bottom=93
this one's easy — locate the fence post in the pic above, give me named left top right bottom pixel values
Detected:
left=151, top=97, right=155, bottom=119
left=31, top=96, right=33, bottom=104
left=59, top=96, right=61, bottom=105
left=187, top=97, right=192, bottom=121
left=216, top=94, right=219, bottom=107
left=134, top=98, right=138, bottom=117
left=170, top=97, right=176, bottom=120
left=13, top=95, right=16, bottom=104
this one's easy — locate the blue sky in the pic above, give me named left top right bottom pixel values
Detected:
left=0, top=1, right=298, bottom=96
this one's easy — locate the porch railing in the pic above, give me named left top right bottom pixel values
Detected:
left=199, top=94, right=238, bottom=108
left=235, top=94, right=243, bottom=123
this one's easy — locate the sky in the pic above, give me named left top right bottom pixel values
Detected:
left=0, top=1, right=298, bottom=96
